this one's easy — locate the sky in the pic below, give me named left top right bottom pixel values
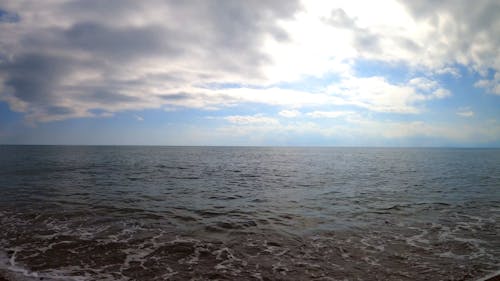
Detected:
left=0, top=0, right=499, bottom=146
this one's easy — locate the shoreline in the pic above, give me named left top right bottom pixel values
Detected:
left=0, top=270, right=498, bottom=281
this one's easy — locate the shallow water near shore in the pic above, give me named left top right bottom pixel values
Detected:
left=0, top=146, right=499, bottom=280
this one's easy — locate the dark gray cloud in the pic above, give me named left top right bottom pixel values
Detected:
left=160, top=93, right=192, bottom=101
left=2, top=53, right=73, bottom=104
left=79, top=90, right=140, bottom=105
left=63, top=22, right=182, bottom=60
left=0, top=0, right=301, bottom=122
left=46, top=105, right=74, bottom=115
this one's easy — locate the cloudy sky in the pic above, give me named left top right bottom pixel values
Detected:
left=0, top=0, right=499, bottom=146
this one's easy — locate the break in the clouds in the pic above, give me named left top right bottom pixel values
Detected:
left=0, top=0, right=499, bottom=145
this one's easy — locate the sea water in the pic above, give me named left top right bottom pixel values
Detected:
left=0, top=146, right=499, bottom=280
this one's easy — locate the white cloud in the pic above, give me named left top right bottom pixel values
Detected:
left=456, top=107, right=474, bottom=117
left=354, top=119, right=499, bottom=143
left=400, top=1, right=500, bottom=74
left=207, top=114, right=500, bottom=145
left=217, top=87, right=335, bottom=108
left=223, top=114, right=279, bottom=125
left=268, top=0, right=499, bottom=90
left=435, top=67, right=461, bottom=77
left=408, top=77, right=438, bottom=91
left=429, top=88, right=451, bottom=99
left=165, top=75, right=450, bottom=115
left=306, top=110, right=354, bottom=118
left=474, top=72, right=500, bottom=95
left=326, top=75, right=450, bottom=113
left=134, top=114, right=144, bottom=121
left=278, top=109, right=301, bottom=118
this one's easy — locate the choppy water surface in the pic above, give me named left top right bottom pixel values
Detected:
left=0, top=146, right=499, bottom=280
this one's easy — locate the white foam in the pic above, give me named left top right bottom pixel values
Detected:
left=405, top=228, right=431, bottom=250
left=362, top=256, right=380, bottom=266
left=0, top=249, right=39, bottom=281
left=120, top=231, right=165, bottom=271
left=476, top=268, right=500, bottom=281
left=160, top=268, right=177, bottom=280
left=359, top=237, right=385, bottom=252
left=438, top=251, right=467, bottom=260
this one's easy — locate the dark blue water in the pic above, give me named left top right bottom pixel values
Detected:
left=0, top=146, right=499, bottom=280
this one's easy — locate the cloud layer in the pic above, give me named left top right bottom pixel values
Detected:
left=0, top=0, right=499, bottom=147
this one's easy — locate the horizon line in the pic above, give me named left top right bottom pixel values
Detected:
left=1, top=144, right=499, bottom=149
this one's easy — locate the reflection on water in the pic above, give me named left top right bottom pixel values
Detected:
left=0, top=146, right=499, bottom=280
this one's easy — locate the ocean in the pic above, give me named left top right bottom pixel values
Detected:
left=0, top=145, right=499, bottom=280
